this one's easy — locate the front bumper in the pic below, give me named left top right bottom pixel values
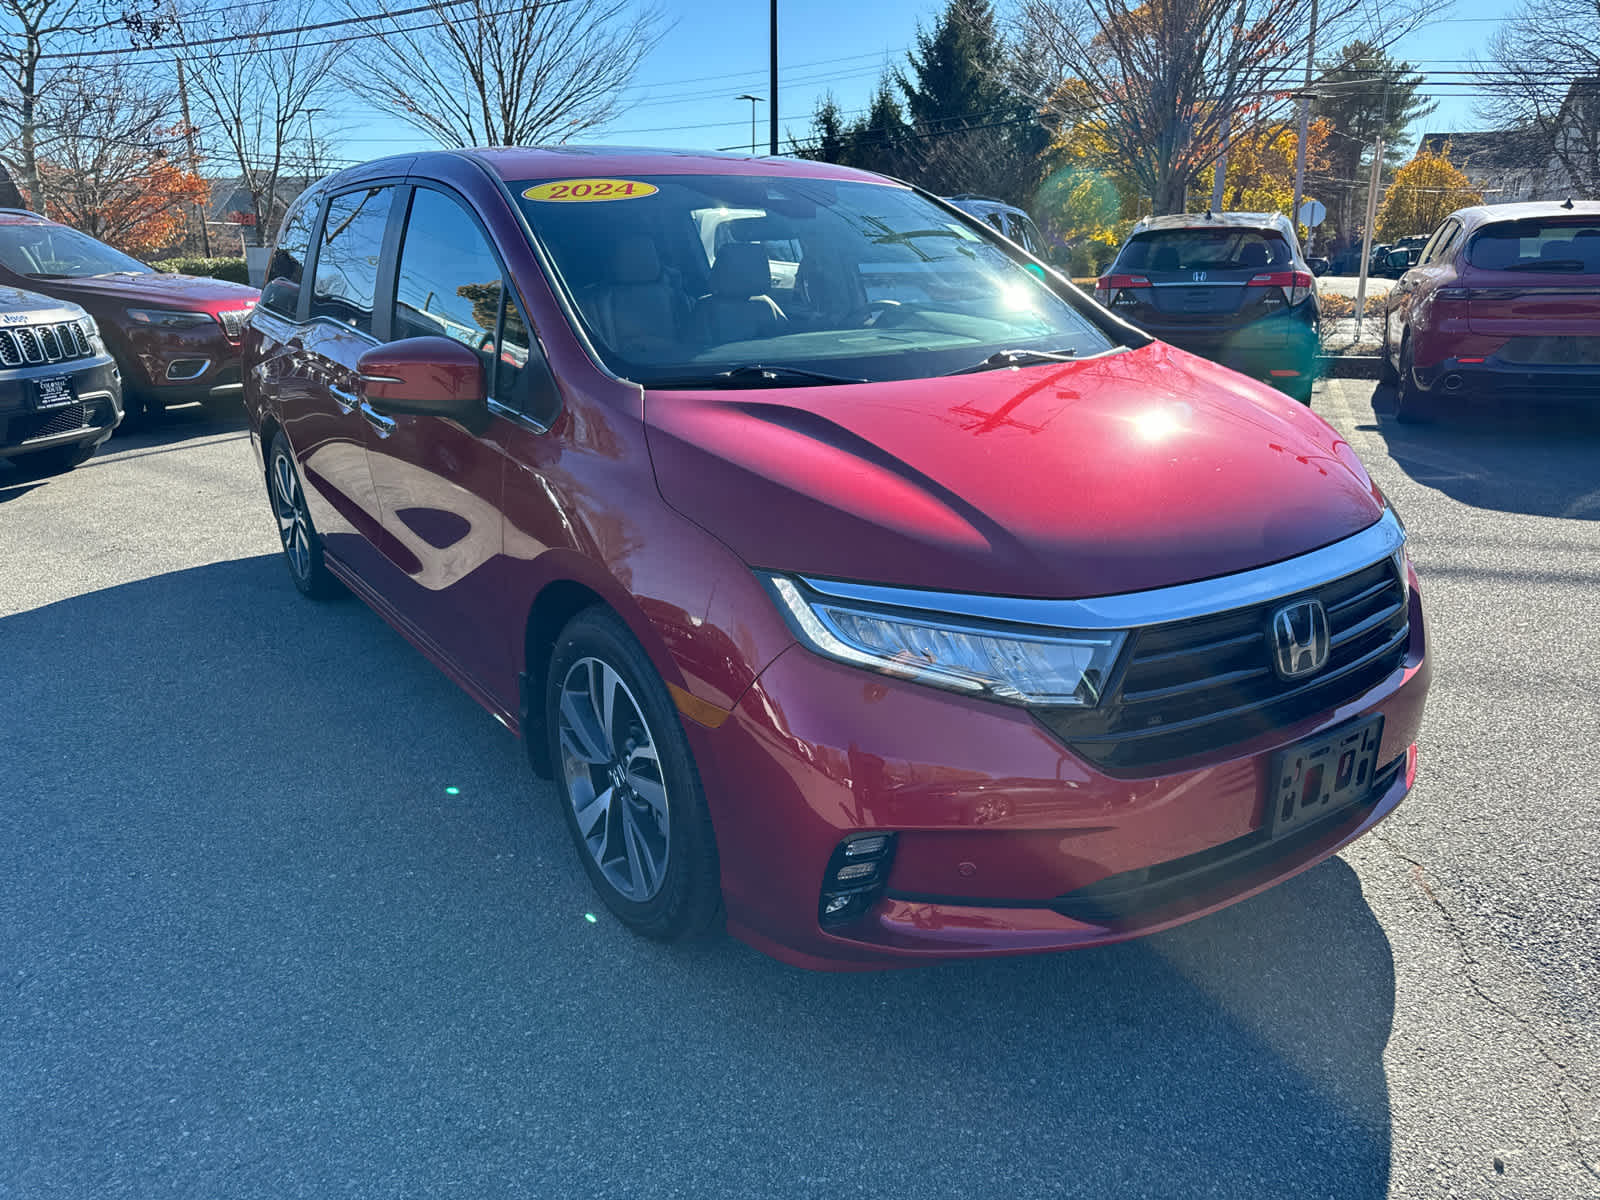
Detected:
left=0, top=355, right=122, bottom=459
left=695, top=570, right=1429, bottom=969
left=119, top=322, right=245, bottom=401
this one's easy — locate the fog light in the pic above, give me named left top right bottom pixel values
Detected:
left=844, top=835, right=889, bottom=858
left=818, top=832, right=898, bottom=928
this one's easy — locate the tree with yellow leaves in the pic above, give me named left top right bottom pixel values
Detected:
left=1376, top=148, right=1482, bottom=242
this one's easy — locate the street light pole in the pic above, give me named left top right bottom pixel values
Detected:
left=736, top=94, right=763, bottom=155
left=769, top=0, right=778, bottom=155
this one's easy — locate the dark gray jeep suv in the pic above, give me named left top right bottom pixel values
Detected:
left=0, top=284, right=121, bottom=475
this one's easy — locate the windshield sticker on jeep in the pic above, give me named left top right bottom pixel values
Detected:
left=522, top=179, right=660, bottom=203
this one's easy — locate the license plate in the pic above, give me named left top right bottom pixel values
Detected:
left=31, top=376, right=75, bottom=408
left=1267, top=715, right=1384, bottom=836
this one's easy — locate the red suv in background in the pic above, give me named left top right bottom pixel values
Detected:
left=244, top=148, right=1429, bottom=969
left=0, top=210, right=258, bottom=422
left=1384, top=201, right=1600, bottom=422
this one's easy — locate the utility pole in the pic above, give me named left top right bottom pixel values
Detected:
left=1290, top=0, right=1319, bottom=236
left=1210, top=0, right=1249, bottom=213
left=1354, top=134, right=1383, bottom=323
left=736, top=94, right=762, bottom=155
left=768, top=0, right=778, bottom=155
left=174, top=56, right=211, bottom=256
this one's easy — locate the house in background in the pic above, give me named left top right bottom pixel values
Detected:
left=1420, top=77, right=1600, bottom=204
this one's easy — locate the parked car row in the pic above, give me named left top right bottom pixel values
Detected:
left=237, top=147, right=1429, bottom=970
left=0, top=208, right=259, bottom=474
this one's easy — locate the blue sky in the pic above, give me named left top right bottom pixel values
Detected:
left=336, top=0, right=1523, bottom=165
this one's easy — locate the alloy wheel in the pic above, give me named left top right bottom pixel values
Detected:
left=271, top=447, right=313, bottom=581
left=556, top=656, right=671, bottom=902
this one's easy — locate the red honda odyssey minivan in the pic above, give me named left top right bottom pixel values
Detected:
left=243, top=149, right=1430, bottom=969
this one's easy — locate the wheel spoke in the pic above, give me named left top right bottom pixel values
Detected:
left=559, top=688, right=611, bottom=764
left=620, top=804, right=651, bottom=896
left=627, top=772, right=668, bottom=827
left=573, top=784, right=612, bottom=839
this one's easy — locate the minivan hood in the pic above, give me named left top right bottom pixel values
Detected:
left=645, top=342, right=1384, bottom=599
left=24, top=271, right=258, bottom=310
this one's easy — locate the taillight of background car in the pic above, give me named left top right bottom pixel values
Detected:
left=1094, top=274, right=1151, bottom=309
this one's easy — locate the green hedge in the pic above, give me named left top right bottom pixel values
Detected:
left=149, top=256, right=251, bottom=284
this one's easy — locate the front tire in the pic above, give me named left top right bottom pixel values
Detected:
left=267, top=432, right=340, bottom=599
left=546, top=607, right=721, bottom=941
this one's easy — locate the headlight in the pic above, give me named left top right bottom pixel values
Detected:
left=763, top=574, right=1126, bottom=707
left=80, top=315, right=106, bottom=353
left=126, top=307, right=215, bottom=329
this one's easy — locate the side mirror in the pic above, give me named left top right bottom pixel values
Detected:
left=1387, top=250, right=1411, bottom=273
left=357, top=336, right=488, bottom=431
left=1309, top=258, right=1329, bottom=277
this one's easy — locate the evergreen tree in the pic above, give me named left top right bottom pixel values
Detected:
left=897, top=0, right=1008, bottom=129
left=1310, top=41, right=1436, bottom=249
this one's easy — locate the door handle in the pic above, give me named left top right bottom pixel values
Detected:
left=328, top=382, right=358, bottom=413
left=360, top=400, right=396, bottom=437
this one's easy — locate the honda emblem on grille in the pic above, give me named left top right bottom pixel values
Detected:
left=1269, top=600, right=1330, bottom=679
left=1193, top=270, right=1207, bottom=282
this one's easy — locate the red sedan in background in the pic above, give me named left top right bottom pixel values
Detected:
left=0, top=210, right=258, bottom=422
left=244, top=148, right=1429, bottom=969
left=1383, top=200, right=1600, bottom=422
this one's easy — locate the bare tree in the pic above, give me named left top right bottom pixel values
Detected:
left=0, top=0, right=89, bottom=206
left=346, top=0, right=665, bottom=147
left=1477, top=0, right=1600, bottom=195
left=33, top=56, right=208, bottom=251
left=1013, top=0, right=1443, bottom=214
left=176, top=0, right=342, bottom=245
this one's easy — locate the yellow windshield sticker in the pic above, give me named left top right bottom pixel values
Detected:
left=522, top=179, right=659, bottom=203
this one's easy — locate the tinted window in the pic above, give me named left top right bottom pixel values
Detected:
left=392, top=187, right=548, bottom=415
left=514, top=174, right=1114, bottom=386
left=1418, top=220, right=1455, bottom=266
left=262, top=197, right=317, bottom=318
left=311, top=187, right=393, bottom=334
left=1467, top=219, right=1600, bottom=273
left=1118, top=228, right=1291, bottom=272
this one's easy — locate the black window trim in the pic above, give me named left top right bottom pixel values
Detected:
left=389, top=178, right=560, bottom=433
left=298, top=181, right=404, bottom=346
left=255, top=187, right=328, bottom=326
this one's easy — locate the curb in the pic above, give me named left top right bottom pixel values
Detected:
left=1319, top=353, right=1383, bottom=380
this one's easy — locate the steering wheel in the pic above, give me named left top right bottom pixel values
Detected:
left=862, top=299, right=905, bottom=326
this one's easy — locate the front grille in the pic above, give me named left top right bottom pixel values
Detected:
left=0, top=319, right=94, bottom=366
left=1036, top=557, right=1410, bottom=772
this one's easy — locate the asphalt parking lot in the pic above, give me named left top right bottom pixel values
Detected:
left=3, top=381, right=1596, bottom=1199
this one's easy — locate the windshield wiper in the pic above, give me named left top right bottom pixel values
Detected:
left=652, top=363, right=869, bottom=388
left=945, top=348, right=1078, bottom=375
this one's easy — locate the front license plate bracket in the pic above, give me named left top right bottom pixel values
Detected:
left=1268, top=715, right=1385, bottom=836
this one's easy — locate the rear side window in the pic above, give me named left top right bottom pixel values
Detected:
left=262, top=197, right=317, bottom=318
left=1119, top=228, right=1291, bottom=273
left=310, top=187, right=394, bottom=335
left=1418, top=219, right=1459, bottom=266
left=1467, top=219, right=1600, bottom=273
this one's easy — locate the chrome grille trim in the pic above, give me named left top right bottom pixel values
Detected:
left=0, top=318, right=97, bottom=366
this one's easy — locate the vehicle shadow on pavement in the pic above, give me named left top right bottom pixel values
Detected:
left=1366, top=382, right=1600, bottom=521
left=3, top=555, right=1395, bottom=1200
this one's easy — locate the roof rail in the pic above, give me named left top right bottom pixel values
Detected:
left=0, top=207, right=47, bottom=219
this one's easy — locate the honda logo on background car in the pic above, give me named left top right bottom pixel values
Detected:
left=1270, top=600, right=1330, bottom=679
left=1193, top=270, right=1207, bottom=282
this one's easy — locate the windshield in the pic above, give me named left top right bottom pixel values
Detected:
left=512, top=174, right=1115, bottom=386
left=0, top=223, right=152, bottom=278
left=1117, top=228, right=1292, bottom=273
left=1467, top=219, right=1600, bottom=273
